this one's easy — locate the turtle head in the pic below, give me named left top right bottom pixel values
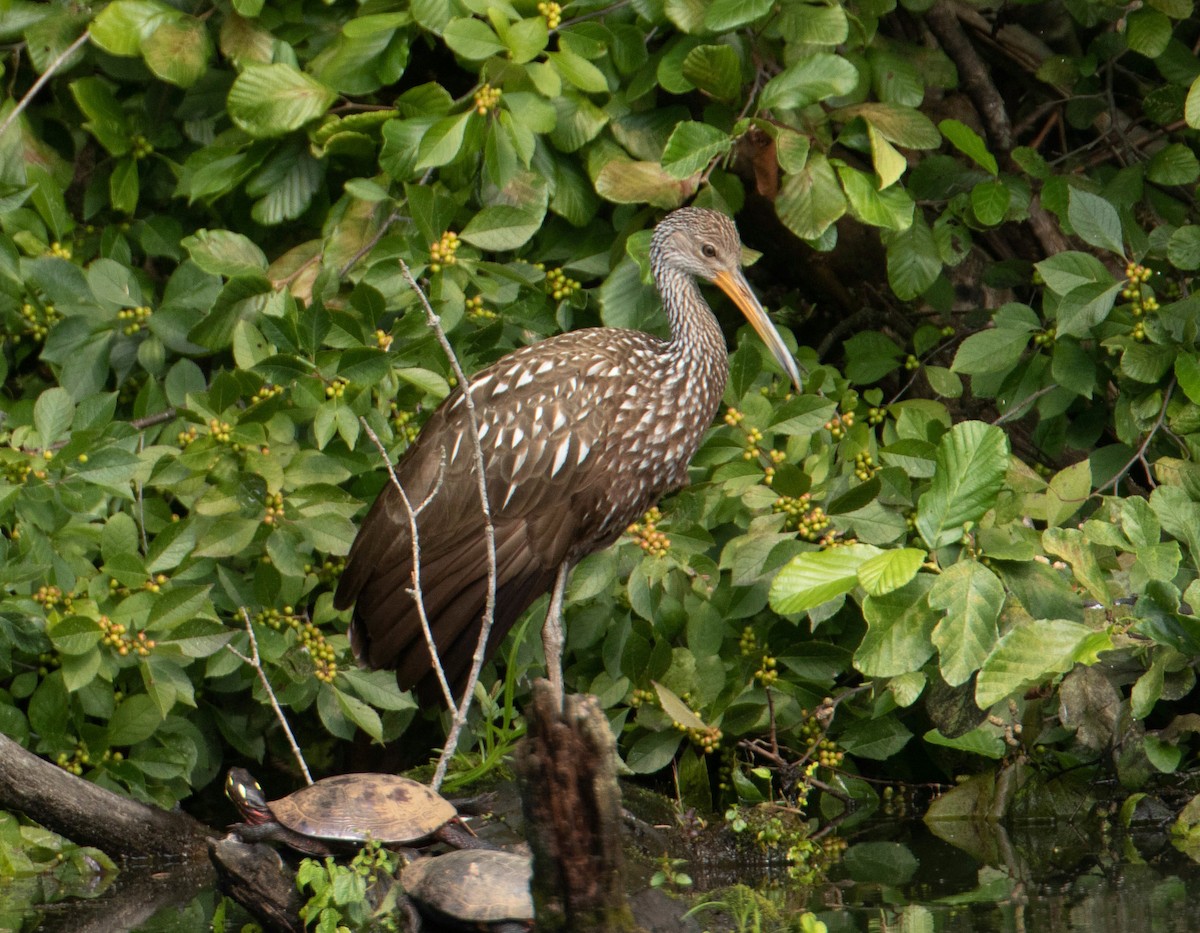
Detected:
left=226, top=767, right=271, bottom=825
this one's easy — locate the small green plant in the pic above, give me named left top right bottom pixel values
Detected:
left=295, top=840, right=399, bottom=932
left=649, top=855, right=692, bottom=890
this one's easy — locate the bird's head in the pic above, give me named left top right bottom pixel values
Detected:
left=651, top=207, right=802, bottom=391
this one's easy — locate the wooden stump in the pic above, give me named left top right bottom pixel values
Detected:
left=513, top=680, right=643, bottom=932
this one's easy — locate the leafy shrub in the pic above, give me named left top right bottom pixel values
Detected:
left=3, top=0, right=1200, bottom=817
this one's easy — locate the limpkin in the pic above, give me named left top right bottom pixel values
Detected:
left=335, top=207, right=801, bottom=705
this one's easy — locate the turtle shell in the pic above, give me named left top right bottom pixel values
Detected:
left=403, top=849, right=533, bottom=925
left=269, top=773, right=456, bottom=844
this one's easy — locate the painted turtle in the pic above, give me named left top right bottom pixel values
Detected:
left=225, top=767, right=484, bottom=856
left=403, top=849, right=534, bottom=932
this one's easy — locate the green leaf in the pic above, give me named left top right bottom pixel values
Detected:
left=916, top=421, right=1009, bottom=549
left=1176, top=352, right=1200, bottom=404
left=951, top=327, right=1030, bottom=375
left=776, top=154, right=847, bottom=241
left=1067, top=187, right=1125, bottom=256
left=1186, top=75, right=1200, bottom=129
left=442, top=17, right=506, bottom=60
left=594, top=160, right=685, bottom=209
left=886, top=219, right=940, bottom=299
left=89, top=0, right=178, bottom=56
left=415, top=112, right=471, bottom=169
left=34, top=387, right=74, bottom=445
left=928, top=561, right=1004, bottom=686
left=460, top=205, right=544, bottom=251
left=48, top=616, right=102, bottom=656
left=626, top=730, right=685, bottom=774
left=227, top=64, right=337, bottom=138
left=661, top=122, right=731, bottom=179
left=680, top=45, right=741, bottom=101
left=141, top=16, right=211, bottom=88
left=970, top=178, right=1010, bottom=226
left=838, top=164, right=915, bottom=231
left=857, top=548, right=926, bottom=596
left=652, top=681, right=706, bottom=730
left=838, top=718, right=912, bottom=760
left=938, top=118, right=998, bottom=174
left=1035, top=251, right=1112, bottom=295
left=548, top=50, right=609, bottom=93
left=1147, top=143, right=1200, bottom=185
left=182, top=229, right=269, bottom=278
left=856, top=576, right=937, bottom=676
left=760, top=54, right=859, bottom=111
left=975, top=619, right=1105, bottom=708
left=769, top=543, right=882, bottom=613
left=69, top=77, right=131, bottom=156
left=107, top=694, right=164, bottom=745
left=1168, top=225, right=1200, bottom=270
left=1054, top=281, right=1122, bottom=339
left=704, top=0, right=773, bottom=30
left=1125, top=9, right=1172, bottom=58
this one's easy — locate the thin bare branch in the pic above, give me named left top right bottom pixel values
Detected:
left=396, top=259, right=499, bottom=792
left=226, top=607, right=313, bottom=785
left=0, top=31, right=91, bottom=141
left=359, top=418, right=456, bottom=710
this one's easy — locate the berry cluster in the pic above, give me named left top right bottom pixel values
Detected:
left=538, top=265, right=581, bottom=301
left=466, top=294, right=497, bottom=320
left=100, top=616, right=157, bottom=657
left=626, top=506, right=669, bottom=557
left=537, top=1, right=562, bottom=29
left=741, top=426, right=764, bottom=461
left=130, top=134, right=154, bottom=159
left=429, top=231, right=460, bottom=272
left=473, top=83, right=502, bottom=116
left=628, top=687, right=656, bottom=708
left=117, top=305, right=152, bottom=335
left=4, top=460, right=43, bottom=484
left=48, top=242, right=72, bottom=260
left=772, top=493, right=831, bottom=542
left=263, top=492, right=285, bottom=525
left=738, top=625, right=756, bottom=656
left=178, top=425, right=199, bottom=446
left=866, top=405, right=885, bottom=425
left=20, top=301, right=61, bottom=341
left=324, top=377, right=348, bottom=400
left=755, top=654, right=777, bottom=687
left=1032, top=327, right=1055, bottom=347
left=723, top=407, right=745, bottom=427
left=258, top=606, right=339, bottom=682
left=390, top=405, right=421, bottom=443
left=305, top=556, right=345, bottom=584
left=686, top=723, right=722, bottom=754
left=33, top=585, right=74, bottom=613
left=252, top=382, right=284, bottom=405
left=823, top=410, right=854, bottom=439
left=853, top=451, right=878, bottom=481
left=375, top=328, right=393, bottom=351
left=904, top=354, right=920, bottom=371
left=209, top=418, right=233, bottom=443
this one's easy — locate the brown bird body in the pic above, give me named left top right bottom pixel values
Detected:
left=335, top=208, right=800, bottom=704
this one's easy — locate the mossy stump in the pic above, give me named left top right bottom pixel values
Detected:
left=514, top=680, right=643, bottom=932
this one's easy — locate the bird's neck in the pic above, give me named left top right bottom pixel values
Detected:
left=657, top=265, right=729, bottom=413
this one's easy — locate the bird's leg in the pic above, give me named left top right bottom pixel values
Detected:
left=543, top=562, right=570, bottom=710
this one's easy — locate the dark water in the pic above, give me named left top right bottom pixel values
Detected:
left=5, top=817, right=1200, bottom=931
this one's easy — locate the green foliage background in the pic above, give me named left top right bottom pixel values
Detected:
left=4, top=0, right=1200, bottom=820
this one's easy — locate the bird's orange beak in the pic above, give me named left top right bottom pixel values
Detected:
left=713, top=268, right=802, bottom=391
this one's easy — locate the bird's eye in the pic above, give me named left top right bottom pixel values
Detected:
left=701, top=243, right=717, bottom=258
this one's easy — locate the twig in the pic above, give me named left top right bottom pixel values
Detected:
left=924, top=2, right=1012, bottom=152
left=0, top=31, right=91, bottom=141
left=396, top=260, right=499, bottom=792
left=359, top=419, right=456, bottom=710
left=226, top=607, right=313, bottom=785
